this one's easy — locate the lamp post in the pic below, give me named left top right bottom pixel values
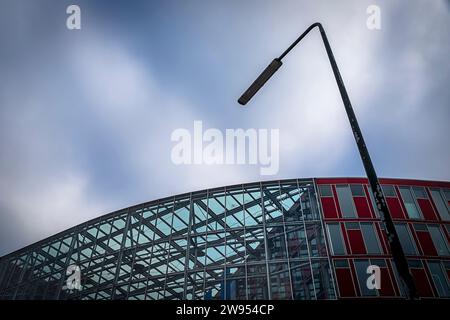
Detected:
left=238, top=22, right=417, bottom=299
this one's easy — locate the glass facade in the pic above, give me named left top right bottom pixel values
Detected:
left=0, top=179, right=335, bottom=300
left=0, top=177, right=449, bottom=300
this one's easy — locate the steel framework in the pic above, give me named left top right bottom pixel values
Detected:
left=0, top=179, right=336, bottom=300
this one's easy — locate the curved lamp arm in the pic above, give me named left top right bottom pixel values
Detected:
left=237, top=22, right=418, bottom=299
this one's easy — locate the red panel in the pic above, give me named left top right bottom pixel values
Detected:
left=320, top=197, right=338, bottom=219
left=335, top=268, right=356, bottom=297
left=411, top=269, right=434, bottom=297
left=417, top=199, right=437, bottom=221
left=347, top=229, right=366, bottom=254
left=353, top=197, right=371, bottom=218
left=416, top=231, right=438, bottom=256
left=386, top=197, right=405, bottom=219
left=379, top=267, right=396, bottom=297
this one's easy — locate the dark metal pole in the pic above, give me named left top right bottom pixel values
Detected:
left=238, top=22, right=418, bottom=299
left=314, top=23, right=417, bottom=299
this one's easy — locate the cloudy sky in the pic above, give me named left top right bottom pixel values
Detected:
left=0, top=0, right=449, bottom=256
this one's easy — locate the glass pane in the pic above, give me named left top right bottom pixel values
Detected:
left=225, top=231, right=246, bottom=265
left=290, top=260, right=315, bottom=299
left=269, top=262, right=292, bottom=300
left=311, top=259, right=336, bottom=299
left=334, top=259, right=349, bottom=268
left=172, top=200, right=190, bottom=233
left=335, top=185, right=356, bottom=218
left=306, top=223, right=327, bottom=257
left=311, top=187, right=320, bottom=220
left=208, top=192, right=226, bottom=232
left=205, top=233, right=226, bottom=266
left=302, top=185, right=319, bottom=220
left=166, top=239, right=188, bottom=275
left=427, top=261, right=450, bottom=297
left=266, top=226, right=288, bottom=260
left=246, top=228, right=266, bottom=262
left=394, top=224, right=417, bottom=255
left=247, top=264, right=268, bottom=299
left=192, top=197, right=208, bottom=234
left=354, top=260, right=377, bottom=296
left=427, top=225, right=449, bottom=256
left=318, top=185, right=332, bottom=197
left=444, top=189, right=450, bottom=201
left=243, top=187, right=263, bottom=227
left=286, top=225, right=308, bottom=259
left=190, top=235, right=207, bottom=269
left=226, top=189, right=244, bottom=230
left=350, top=184, right=364, bottom=197
left=413, top=223, right=427, bottom=232
left=360, top=223, right=381, bottom=254
left=430, top=189, right=450, bottom=221
left=326, top=223, right=346, bottom=255
left=399, top=187, right=421, bottom=219
left=187, top=271, right=205, bottom=300
left=112, top=218, right=126, bottom=231
left=159, top=211, right=173, bottom=236
left=381, top=185, right=396, bottom=197
left=280, top=184, right=301, bottom=222
left=412, top=187, right=427, bottom=199
left=225, top=266, right=246, bottom=300
left=263, top=185, right=283, bottom=224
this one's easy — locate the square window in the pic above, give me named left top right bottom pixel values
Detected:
left=350, top=184, right=365, bottom=197
left=381, top=185, right=396, bottom=197
left=345, top=222, right=359, bottom=230
left=412, top=187, right=427, bottom=199
left=318, top=185, right=332, bottom=197
left=334, top=260, right=349, bottom=268
left=413, top=224, right=427, bottom=231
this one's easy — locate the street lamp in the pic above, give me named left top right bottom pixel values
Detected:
left=238, top=22, right=418, bottom=299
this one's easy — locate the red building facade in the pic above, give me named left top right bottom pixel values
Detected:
left=316, top=177, right=450, bottom=299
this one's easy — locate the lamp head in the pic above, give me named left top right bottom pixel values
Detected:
left=238, top=58, right=282, bottom=105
